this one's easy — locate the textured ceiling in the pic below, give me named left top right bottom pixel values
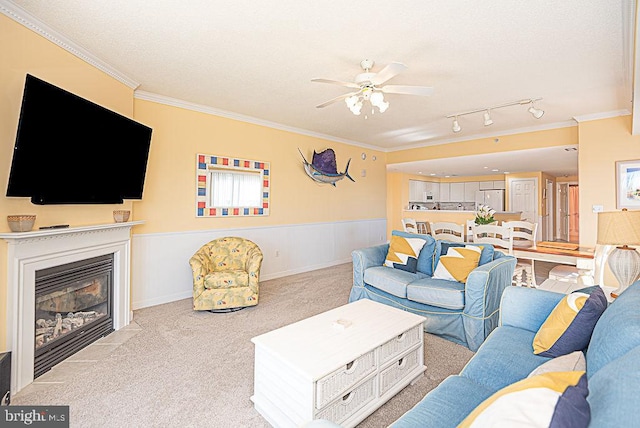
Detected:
left=4, top=0, right=635, bottom=177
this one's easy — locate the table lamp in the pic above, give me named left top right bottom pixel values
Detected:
left=597, top=209, right=640, bottom=298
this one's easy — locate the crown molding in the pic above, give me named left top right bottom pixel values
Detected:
left=134, top=90, right=383, bottom=151
left=572, top=109, right=631, bottom=123
left=0, top=0, right=139, bottom=89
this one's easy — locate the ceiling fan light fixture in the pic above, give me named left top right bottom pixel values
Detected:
left=345, top=95, right=358, bottom=109
left=370, top=91, right=389, bottom=113
left=452, top=117, right=461, bottom=133
left=350, top=100, right=363, bottom=115
left=483, top=110, right=493, bottom=126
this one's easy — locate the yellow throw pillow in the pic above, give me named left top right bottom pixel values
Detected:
left=432, top=245, right=482, bottom=283
left=533, top=286, right=607, bottom=358
left=384, top=235, right=426, bottom=273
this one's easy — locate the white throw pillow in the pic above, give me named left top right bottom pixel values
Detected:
left=527, top=350, right=586, bottom=378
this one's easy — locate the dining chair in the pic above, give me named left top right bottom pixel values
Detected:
left=472, top=223, right=533, bottom=286
left=503, top=220, right=538, bottom=287
left=429, top=222, right=465, bottom=242
left=402, top=218, right=419, bottom=234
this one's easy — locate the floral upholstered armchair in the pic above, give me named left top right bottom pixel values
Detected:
left=190, top=237, right=263, bottom=312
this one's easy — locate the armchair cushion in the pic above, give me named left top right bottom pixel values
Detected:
left=204, top=270, right=249, bottom=289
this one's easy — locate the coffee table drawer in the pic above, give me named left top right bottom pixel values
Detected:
left=379, top=345, right=421, bottom=396
left=379, top=325, right=421, bottom=365
left=316, top=375, right=376, bottom=424
left=316, top=349, right=376, bottom=409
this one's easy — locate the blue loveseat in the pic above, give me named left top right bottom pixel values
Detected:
left=392, top=281, right=640, bottom=427
left=349, top=230, right=517, bottom=351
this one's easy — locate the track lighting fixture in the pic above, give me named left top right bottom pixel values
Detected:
left=452, top=117, right=461, bottom=133
left=483, top=110, right=493, bottom=126
left=446, top=98, right=543, bottom=133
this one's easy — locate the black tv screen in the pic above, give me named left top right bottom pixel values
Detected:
left=6, top=74, right=152, bottom=205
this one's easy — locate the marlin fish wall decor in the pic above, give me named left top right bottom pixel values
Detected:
left=298, top=148, right=355, bottom=186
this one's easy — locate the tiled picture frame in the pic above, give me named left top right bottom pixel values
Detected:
left=196, top=154, right=270, bottom=217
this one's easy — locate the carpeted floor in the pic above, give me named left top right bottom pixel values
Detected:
left=12, top=263, right=474, bottom=427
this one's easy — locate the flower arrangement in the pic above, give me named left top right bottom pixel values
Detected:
left=474, top=204, right=496, bottom=225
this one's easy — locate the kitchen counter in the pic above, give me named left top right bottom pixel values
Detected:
left=401, top=209, right=523, bottom=224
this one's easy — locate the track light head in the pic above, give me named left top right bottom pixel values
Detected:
left=528, top=105, right=544, bottom=119
left=483, top=110, right=493, bottom=126
left=452, top=117, right=461, bottom=133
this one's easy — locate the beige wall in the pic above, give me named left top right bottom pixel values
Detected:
left=578, top=115, right=640, bottom=245
left=132, top=99, right=387, bottom=234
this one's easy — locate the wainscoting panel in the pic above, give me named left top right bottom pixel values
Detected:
left=130, top=219, right=387, bottom=310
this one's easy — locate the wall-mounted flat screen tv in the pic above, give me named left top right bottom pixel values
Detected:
left=6, top=74, right=153, bottom=205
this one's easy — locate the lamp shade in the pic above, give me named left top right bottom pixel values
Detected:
left=597, top=210, right=640, bottom=245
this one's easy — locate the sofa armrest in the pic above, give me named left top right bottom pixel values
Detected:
left=499, top=286, right=564, bottom=333
left=462, top=255, right=517, bottom=351
left=352, top=244, right=389, bottom=287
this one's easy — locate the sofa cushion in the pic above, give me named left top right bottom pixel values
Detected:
left=363, top=266, right=426, bottom=299
left=390, top=375, right=494, bottom=428
left=436, top=240, right=495, bottom=267
left=384, top=234, right=426, bottom=273
left=459, top=371, right=590, bottom=428
left=587, top=282, right=640, bottom=376
left=461, top=325, right=551, bottom=391
left=533, top=286, right=607, bottom=358
left=407, top=278, right=466, bottom=310
left=392, top=230, right=437, bottom=275
left=432, top=245, right=482, bottom=283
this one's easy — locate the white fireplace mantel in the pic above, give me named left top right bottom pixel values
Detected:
left=2, top=221, right=143, bottom=394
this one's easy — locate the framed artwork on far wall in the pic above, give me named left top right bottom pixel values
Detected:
left=616, top=159, right=640, bottom=209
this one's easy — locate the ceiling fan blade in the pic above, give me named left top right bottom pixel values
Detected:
left=370, top=62, right=408, bottom=85
left=311, top=78, right=361, bottom=89
left=316, top=91, right=360, bottom=108
left=380, top=85, right=434, bottom=96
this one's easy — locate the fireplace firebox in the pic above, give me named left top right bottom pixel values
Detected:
left=34, top=254, right=114, bottom=378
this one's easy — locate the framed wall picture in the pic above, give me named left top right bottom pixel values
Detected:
left=616, top=159, right=640, bottom=209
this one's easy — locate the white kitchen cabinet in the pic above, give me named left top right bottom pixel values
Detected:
left=493, top=180, right=506, bottom=190
left=425, top=182, right=439, bottom=201
left=479, top=181, right=494, bottom=190
left=409, top=180, right=426, bottom=202
left=439, top=183, right=450, bottom=202
left=450, top=183, right=465, bottom=202
left=464, top=182, right=480, bottom=202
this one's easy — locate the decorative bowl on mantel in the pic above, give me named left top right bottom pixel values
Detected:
left=113, top=210, right=130, bottom=223
left=7, top=215, right=36, bottom=232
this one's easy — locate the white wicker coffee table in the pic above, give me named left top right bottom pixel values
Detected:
left=251, top=299, right=426, bottom=428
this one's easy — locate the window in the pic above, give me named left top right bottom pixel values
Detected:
left=208, top=169, right=261, bottom=207
left=196, top=154, right=270, bottom=217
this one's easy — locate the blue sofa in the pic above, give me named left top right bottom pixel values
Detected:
left=392, top=281, right=640, bottom=427
left=349, top=230, right=517, bottom=352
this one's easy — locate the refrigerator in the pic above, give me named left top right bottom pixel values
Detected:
left=475, top=190, right=504, bottom=211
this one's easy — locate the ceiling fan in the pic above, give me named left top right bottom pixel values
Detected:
left=312, top=59, right=434, bottom=115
